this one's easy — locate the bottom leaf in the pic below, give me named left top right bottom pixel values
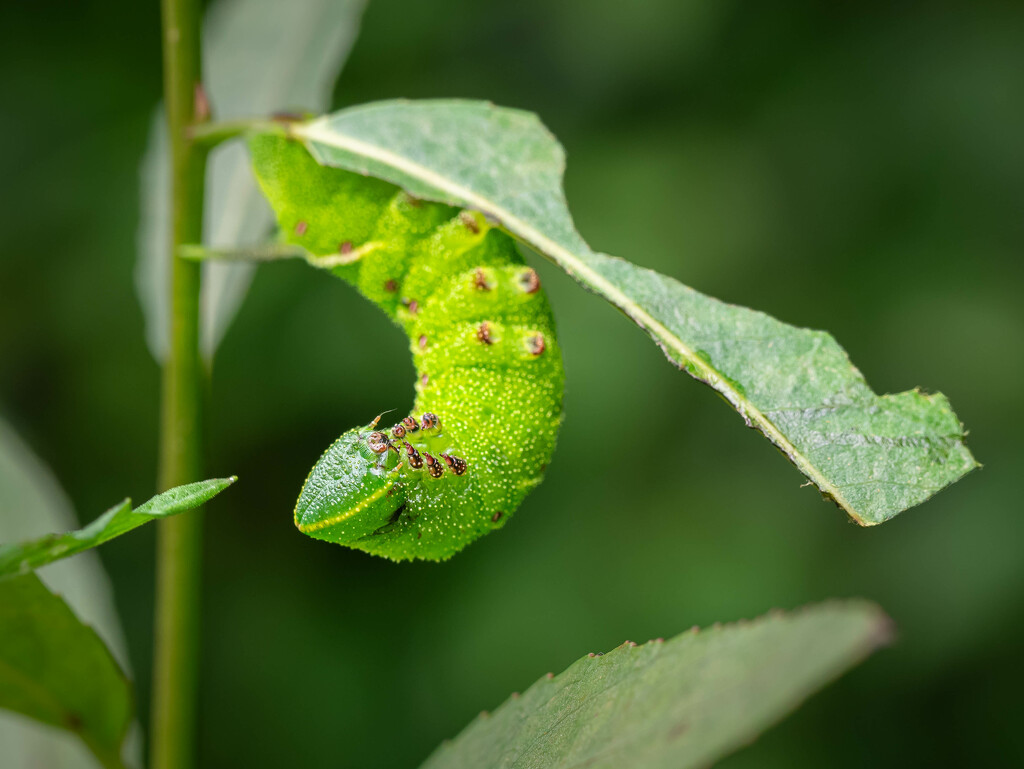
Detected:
left=421, top=600, right=891, bottom=769
left=0, top=573, right=131, bottom=769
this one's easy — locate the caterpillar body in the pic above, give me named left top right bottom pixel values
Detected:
left=249, top=134, right=565, bottom=561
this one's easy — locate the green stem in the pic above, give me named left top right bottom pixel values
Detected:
left=152, top=0, right=207, bottom=768
left=187, top=116, right=287, bottom=149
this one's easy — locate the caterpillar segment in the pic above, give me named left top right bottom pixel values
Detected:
left=252, top=134, right=564, bottom=561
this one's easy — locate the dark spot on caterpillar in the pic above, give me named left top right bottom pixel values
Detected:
left=525, top=333, right=546, bottom=356
left=518, top=268, right=541, bottom=294
left=295, top=220, right=308, bottom=236
left=417, top=531, right=422, bottom=539
left=540, top=463, right=547, bottom=472
left=491, top=511, right=503, bottom=523
left=423, top=452, right=444, bottom=478
left=442, top=454, right=467, bottom=475
left=418, top=334, right=428, bottom=350
left=474, top=268, right=492, bottom=291
left=421, top=373, right=429, bottom=386
left=367, top=431, right=390, bottom=454
left=402, top=416, right=419, bottom=433
left=391, top=423, right=406, bottom=440
left=477, top=322, right=493, bottom=345
left=408, top=299, right=420, bottom=315
left=459, top=211, right=480, bottom=234
left=384, top=279, right=397, bottom=292
left=545, top=672, right=554, bottom=680
left=338, top=240, right=353, bottom=254
left=64, top=711, right=83, bottom=731
left=421, top=412, right=440, bottom=431
left=389, top=503, right=407, bottom=523
left=403, top=193, right=422, bottom=208
left=404, top=442, right=424, bottom=469
left=669, top=722, right=689, bottom=740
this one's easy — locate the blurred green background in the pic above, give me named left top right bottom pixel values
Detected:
left=2, top=0, right=1022, bottom=766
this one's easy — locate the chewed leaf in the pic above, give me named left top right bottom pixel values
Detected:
left=420, top=601, right=892, bottom=769
left=290, top=99, right=977, bottom=524
left=0, top=477, right=235, bottom=578
left=0, top=573, right=131, bottom=769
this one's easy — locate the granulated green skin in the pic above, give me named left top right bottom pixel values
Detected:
left=249, top=134, right=565, bottom=561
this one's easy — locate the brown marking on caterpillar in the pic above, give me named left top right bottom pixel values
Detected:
left=404, top=193, right=422, bottom=208
left=384, top=279, right=398, bottom=292
left=408, top=299, right=420, bottom=315
left=421, top=373, right=429, bottom=386
left=402, top=416, right=420, bottom=433
left=295, top=220, right=308, bottom=236
left=388, top=503, right=407, bottom=524
left=477, top=322, right=493, bottom=345
left=418, top=334, right=428, bottom=350
left=391, top=423, right=406, bottom=440
left=403, top=442, right=424, bottom=469
left=518, top=268, right=541, bottom=294
left=525, top=333, right=546, bottom=356
left=367, top=431, right=390, bottom=454
left=339, top=240, right=353, bottom=254
left=441, top=454, right=467, bottom=476
left=423, top=452, right=444, bottom=478
left=421, top=412, right=440, bottom=431
left=491, top=510, right=503, bottom=523
left=459, top=211, right=480, bottom=234
left=474, top=268, right=492, bottom=291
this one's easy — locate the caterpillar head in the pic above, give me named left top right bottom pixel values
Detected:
left=294, top=420, right=405, bottom=545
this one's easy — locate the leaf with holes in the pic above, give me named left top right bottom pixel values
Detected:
left=282, top=99, right=976, bottom=525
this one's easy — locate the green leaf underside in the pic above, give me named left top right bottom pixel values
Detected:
left=0, top=573, right=131, bottom=767
left=290, top=100, right=977, bottom=524
left=135, top=0, right=367, bottom=362
left=0, top=477, right=235, bottom=578
left=420, top=601, right=891, bottom=769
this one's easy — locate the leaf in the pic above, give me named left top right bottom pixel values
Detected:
left=135, top=0, right=368, bottom=362
left=0, top=416, right=140, bottom=768
left=420, top=601, right=892, bottom=769
left=0, top=572, right=131, bottom=769
left=0, top=477, right=236, bottom=578
left=290, top=99, right=977, bottom=524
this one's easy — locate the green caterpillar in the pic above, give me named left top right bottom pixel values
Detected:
left=249, top=134, right=565, bottom=561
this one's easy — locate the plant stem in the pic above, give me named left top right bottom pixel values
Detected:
left=152, top=0, right=206, bottom=767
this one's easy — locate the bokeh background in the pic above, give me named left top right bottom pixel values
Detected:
left=2, top=0, right=1023, bottom=766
